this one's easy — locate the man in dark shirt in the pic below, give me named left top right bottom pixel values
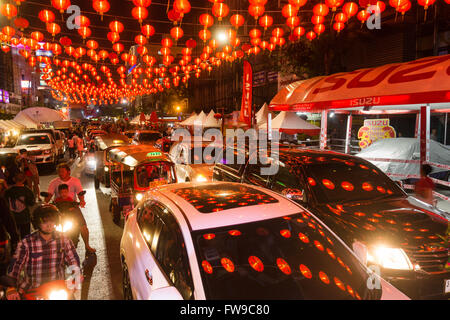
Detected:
left=0, top=180, right=19, bottom=276
left=4, top=172, right=36, bottom=239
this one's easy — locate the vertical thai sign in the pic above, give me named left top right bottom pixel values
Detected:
left=239, top=60, right=253, bottom=126
left=345, top=114, right=353, bottom=154
left=320, top=110, right=328, bottom=150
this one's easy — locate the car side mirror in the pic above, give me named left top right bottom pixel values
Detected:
left=281, top=188, right=304, bottom=202
left=148, top=286, right=183, bottom=300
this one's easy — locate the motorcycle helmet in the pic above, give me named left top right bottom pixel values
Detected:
left=32, top=204, right=61, bottom=231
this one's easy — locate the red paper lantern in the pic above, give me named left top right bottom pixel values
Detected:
left=249, top=28, right=262, bottom=39
left=314, top=23, right=325, bottom=35
left=86, top=39, right=98, bottom=49
left=306, top=31, right=316, bottom=41
left=343, top=2, right=358, bottom=17
left=173, top=0, right=191, bottom=17
left=288, top=0, right=308, bottom=7
left=135, top=34, right=147, bottom=45
left=335, top=12, right=348, bottom=23
left=417, top=0, right=435, bottom=10
left=60, top=36, right=72, bottom=47
left=313, top=3, right=329, bottom=16
left=167, top=9, right=181, bottom=24
left=325, top=0, right=344, bottom=12
left=249, top=0, right=267, bottom=5
left=51, top=0, right=71, bottom=13
left=38, top=10, right=55, bottom=24
left=311, top=15, right=325, bottom=24
left=199, top=29, right=211, bottom=42
left=109, top=20, right=124, bottom=33
left=282, top=4, right=298, bottom=18
left=212, top=3, right=229, bottom=21
left=248, top=4, right=265, bottom=20
left=141, top=24, right=155, bottom=38
left=132, top=0, right=151, bottom=7
left=333, top=22, right=345, bottom=32
left=293, top=26, right=305, bottom=38
left=132, top=6, right=148, bottom=24
left=2, top=26, right=15, bottom=37
left=161, top=37, right=173, bottom=47
left=93, top=0, right=110, bottom=20
left=389, top=0, right=408, bottom=10
left=170, top=26, right=183, bottom=41
left=259, top=15, right=273, bottom=30
left=1, top=3, right=18, bottom=19
left=357, top=9, right=370, bottom=22
left=199, top=13, right=214, bottom=28
left=113, top=42, right=124, bottom=52
left=78, top=26, right=91, bottom=39
left=397, top=1, right=411, bottom=15
left=230, top=14, right=245, bottom=29
left=31, top=31, right=44, bottom=42
left=272, top=27, right=284, bottom=38
left=47, top=23, right=61, bottom=37
left=107, top=32, right=120, bottom=43
left=185, top=38, right=197, bottom=48
left=14, top=17, right=29, bottom=30
left=286, top=16, right=300, bottom=29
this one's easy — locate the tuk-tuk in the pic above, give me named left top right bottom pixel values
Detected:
left=93, top=133, right=129, bottom=189
left=108, top=145, right=177, bottom=223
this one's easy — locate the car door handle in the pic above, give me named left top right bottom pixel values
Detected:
left=145, top=269, right=153, bottom=286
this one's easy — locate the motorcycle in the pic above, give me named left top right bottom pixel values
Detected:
left=40, top=191, right=86, bottom=248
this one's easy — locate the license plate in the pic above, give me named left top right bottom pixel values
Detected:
left=445, top=279, right=450, bottom=293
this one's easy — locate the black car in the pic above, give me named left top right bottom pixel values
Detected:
left=213, top=147, right=450, bottom=299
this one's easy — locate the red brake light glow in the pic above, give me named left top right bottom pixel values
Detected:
left=298, top=233, right=309, bottom=243
left=228, top=230, right=241, bottom=236
left=280, top=229, right=291, bottom=238
left=203, top=233, right=215, bottom=240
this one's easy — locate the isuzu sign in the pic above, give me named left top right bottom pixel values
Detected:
left=269, top=55, right=450, bottom=112
left=239, top=60, right=253, bottom=126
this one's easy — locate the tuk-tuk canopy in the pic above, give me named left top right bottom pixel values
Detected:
left=109, top=145, right=170, bottom=168
left=95, top=133, right=129, bottom=150
left=269, top=55, right=450, bottom=112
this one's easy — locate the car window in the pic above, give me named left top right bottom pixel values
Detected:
left=17, top=135, right=50, bottom=145
left=271, top=165, right=305, bottom=194
left=137, top=201, right=161, bottom=254
left=154, top=205, right=194, bottom=300
left=243, top=163, right=270, bottom=187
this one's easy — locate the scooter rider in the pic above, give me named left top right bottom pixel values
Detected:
left=5, top=204, right=81, bottom=300
left=44, top=163, right=96, bottom=254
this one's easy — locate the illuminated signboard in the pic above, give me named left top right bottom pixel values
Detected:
left=358, top=119, right=396, bottom=149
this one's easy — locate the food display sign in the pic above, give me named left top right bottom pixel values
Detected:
left=357, top=118, right=396, bottom=149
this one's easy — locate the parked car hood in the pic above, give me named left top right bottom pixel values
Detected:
left=14, top=144, right=53, bottom=151
left=312, top=197, right=448, bottom=249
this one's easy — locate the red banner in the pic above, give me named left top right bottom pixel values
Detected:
left=239, top=60, right=253, bottom=126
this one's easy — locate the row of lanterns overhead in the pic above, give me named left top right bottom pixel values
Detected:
left=0, top=0, right=448, bottom=105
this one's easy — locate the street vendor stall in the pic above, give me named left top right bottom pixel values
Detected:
left=270, top=54, right=450, bottom=201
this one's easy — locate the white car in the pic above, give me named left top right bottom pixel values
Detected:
left=84, top=152, right=97, bottom=176
left=168, top=141, right=218, bottom=183
left=14, top=133, right=58, bottom=168
left=120, top=182, right=409, bottom=300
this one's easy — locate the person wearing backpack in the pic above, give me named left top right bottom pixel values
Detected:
left=4, top=172, right=36, bottom=239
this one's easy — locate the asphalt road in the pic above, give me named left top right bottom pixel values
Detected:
left=38, top=154, right=123, bottom=300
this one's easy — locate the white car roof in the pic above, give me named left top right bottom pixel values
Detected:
left=153, top=182, right=303, bottom=231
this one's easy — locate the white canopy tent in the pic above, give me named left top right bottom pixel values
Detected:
left=15, top=107, right=67, bottom=125
left=193, top=111, right=207, bottom=127
left=0, top=120, right=26, bottom=131
left=13, top=112, right=39, bottom=128
left=203, top=110, right=221, bottom=128
left=179, top=112, right=198, bottom=126
left=270, top=111, right=320, bottom=135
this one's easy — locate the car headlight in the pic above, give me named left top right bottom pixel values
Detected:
left=48, top=289, right=68, bottom=300
left=135, top=193, right=143, bottom=201
left=195, top=174, right=207, bottom=182
left=104, top=167, right=109, bottom=172
left=367, top=245, right=413, bottom=270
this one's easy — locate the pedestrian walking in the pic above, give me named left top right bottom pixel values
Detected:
left=68, top=134, right=75, bottom=159
left=15, top=149, right=40, bottom=201
left=76, top=134, right=84, bottom=159
left=4, top=172, right=36, bottom=239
